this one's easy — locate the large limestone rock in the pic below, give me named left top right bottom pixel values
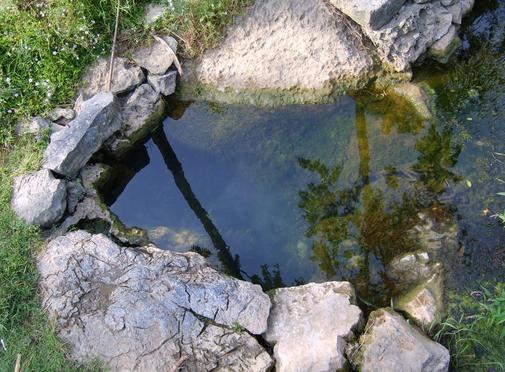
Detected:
left=11, top=169, right=67, bottom=228
left=350, top=308, right=450, bottom=372
left=264, top=282, right=362, bottom=372
left=193, top=0, right=373, bottom=101
left=133, top=35, right=177, bottom=75
left=38, top=231, right=272, bottom=371
left=43, top=92, right=121, bottom=178
left=329, top=0, right=406, bottom=30
left=79, top=57, right=145, bottom=101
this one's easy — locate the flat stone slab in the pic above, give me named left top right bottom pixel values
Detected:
left=133, top=35, right=177, bottom=75
left=43, top=92, right=121, bottom=178
left=38, top=231, right=272, bottom=371
left=264, top=282, right=362, bottom=372
left=350, top=308, right=450, bottom=372
left=329, top=0, right=406, bottom=30
left=11, top=169, right=67, bottom=227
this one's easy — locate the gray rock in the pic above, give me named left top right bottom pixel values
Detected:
left=79, top=57, right=145, bottom=101
left=396, top=273, right=444, bottom=329
left=391, top=82, right=432, bottom=120
left=66, top=179, right=85, bottom=214
left=11, top=169, right=67, bottom=228
left=48, top=107, right=75, bottom=125
left=133, top=35, right=177, bottom=75
left=194, top=0, right=374, bottom=102
left=350, top=308, right=450, bottom=372
left=144, top=3, right=168, bottom=24
left=15, top=116, right=63, bottom=140
left=38, top=231, right=272, bottom=371
left=387, top=251, right=441, bottom=287
left=264, top=282, right=362, bottom=372
left=43, top=92, right=121, bottom=178
left=410, top=212, right=460, bottom=256
left=107, top=84, right=165, bottom=156
left=428, top=25, right=461, bottom=63
left=147, top=70, right=177, bottom=96
left=328, top=0, right=406, bottom=30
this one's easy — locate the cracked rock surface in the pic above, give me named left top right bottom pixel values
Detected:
left=38, top=231, right=272, bottom=371
left=264, top=282, right=362, bottom=372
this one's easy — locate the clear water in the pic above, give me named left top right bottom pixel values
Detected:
left=102, top=2, right=505, bottom=304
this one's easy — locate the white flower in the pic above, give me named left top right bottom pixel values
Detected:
left=7, top=109, right=13, bottom=113
left=5, top=77, right=10, bottom=83
left=28, top=78, right=33, bottom=83
left=52, top=51, right=57, bottom=55
left=13, top=93, right=19, bottom=97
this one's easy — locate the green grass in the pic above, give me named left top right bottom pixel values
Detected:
left=435, top=285, right=505, bottom=371
left=0, top=1, right=255, bottom=370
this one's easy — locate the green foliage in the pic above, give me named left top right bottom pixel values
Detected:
left=436, top=285, right=505, bottom=371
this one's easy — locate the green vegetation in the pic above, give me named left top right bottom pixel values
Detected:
left=0, top=0, right=253, bottom=370
left=435, top=285, right=505, bottom=371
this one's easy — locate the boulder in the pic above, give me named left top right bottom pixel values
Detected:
left=396, top=273, right=444, bottom=329
left=264, top=282, right=362, bottom=372
left=66, top=179, right=85, bottom=214
left=147, top=70, right=177, bottom=96
left=349, top=308, right=450, bottom=372
left=11, top=169, right=67, bottom=228
left=43, top=92, right=121, bottom=178
left=79, top=57, right=145, bottom=101
left=328, top=0, right=406, bottom=30
left=38, top=231, right=272, bottom=371
left=107, top=84, right=166, bottom=156
left=133, top=35, right=177, bottom=75
left=193, top=0, right=374, bottom=102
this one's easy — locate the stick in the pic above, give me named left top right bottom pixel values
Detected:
left=14, top=354, right=21, bottom=372
left=107, top=0, right=121, bottom=91
left=153, top=35, right=184, bottom=76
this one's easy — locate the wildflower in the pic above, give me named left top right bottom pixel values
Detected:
left=7, top=109, right=13, bottom=114
left=5, top=77, right=10, bottom=83
left=28, top=78, right=33, bottom=83
left=52, top=51, right=57, bottom=55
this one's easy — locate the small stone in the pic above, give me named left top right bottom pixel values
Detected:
left=48, top=108, right=75, bottom=124
left=391, top=82, right=432, bottom=120
left=144, top=3, right=168, bottom=24
left=43, top=92, right=121, bottom=178
left=80, top=57, right=145, bottom=100
left=11, top=169, right=67, bottom=228
left=133, top=35, right=177, bottom=75
left=264, top=282, right=362, bottom=372
left=15, top=116, right=62, bottom=140
left=350, top=308, right=450, bottom=372
left=147, top=70, right=177, bottom=96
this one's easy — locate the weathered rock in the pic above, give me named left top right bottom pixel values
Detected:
left=79, top=57, right=145, bottom=101
left=15, top=116, right=63, bottom=140
left=264, top=282, right=362, bottom=372
left=410, top=212, right=459, bottom=256
left=107, top=84, right=165, bottom=156
left=428, top=25, right=461, bottom=63
left=38, top=231, right=272, bottom=371
left=396, top=273, right=444, bottom=329
left=66, top=179, right=85, bottom=214
left=43, top=92, right=121, bottom=178
left=390, top=82, right=432, bottom=120
left=11, top=169, right=67, bottom=228
left=133, top=35, right=177, bottom=75
left=193, top=0, right=374, bottom=103
left=387, top=251, right=440, bottom=287
left=147, top=70, right=177, bottom=96
left=48, top=107, right=75, bottom=124
left=329, top=0, right=406, bottom=30
left=349, top=308, right=450, bottom=372
left=144, top=3, right=168, bottom=24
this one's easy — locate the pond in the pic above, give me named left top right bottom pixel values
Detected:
left=100, top=1, right=505, bottom=306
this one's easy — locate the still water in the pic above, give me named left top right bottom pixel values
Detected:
left=102, top=1, right=505, bottom=304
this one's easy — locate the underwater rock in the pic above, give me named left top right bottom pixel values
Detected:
left=396, top=273, right=444, bottom=329
left=390, top=82, right=432, bottom=120
left=410, top=212, right=459, bottom=256
left=264, top=282, right=362, bottom=372
left=147, top=70, right=177, bottom=96
left=78, top=57, right=145, bottom=102
left=43, top=92, right=121, bottom=178
left=133, top=35, right=177, bottom=75
left=387, top=251, right=441, bottom=288
left=107, top=84, right=166, bottom=157
left=349, top=308, right=450, bottom=372
left=193, top=0, right=374, bottom=101
left=38, top=231, right=272, bottom=371
left=11, top=169, right=67, bottom=228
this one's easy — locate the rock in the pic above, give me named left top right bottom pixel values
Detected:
left=107, top=84, right=166, bottom=157
left=147, top=70, right=177, bottom=96
left=264, top=282, right=362, bottom=372
left=396, top=273, right=444, bottom=329
left=133, top=35, right=177, bottom=75
left=144, top=3, right=168, bottom=24
left=15, top=116, right=63, bottom=140
left=390, top=82, right=432, bottom=120
left=428, top=25, right=461, bottom=63
left=66, top=179, right=85, bottom=214
left=43, top=92, right=121, bottom=178
left=193, top=0, right=374, bottom=103
left=328, top=0, right=406, bottom=30
left=79, top=57, right=145, bottom=101
left=11, top=169, right=67, bottom=228
left=410, top=212, right=459, bottom=256
left=387, top=251, right=441, bottom=288
left=48, top=107, right=75, bottom=125
left=350, top=308, right=450, bottom=372
left=38, top=231, right=272, bottom=371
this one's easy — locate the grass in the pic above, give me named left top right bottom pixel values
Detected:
left=0, top=0, right=255, bottom=370
left=435, top=285, right=505, bottom=371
